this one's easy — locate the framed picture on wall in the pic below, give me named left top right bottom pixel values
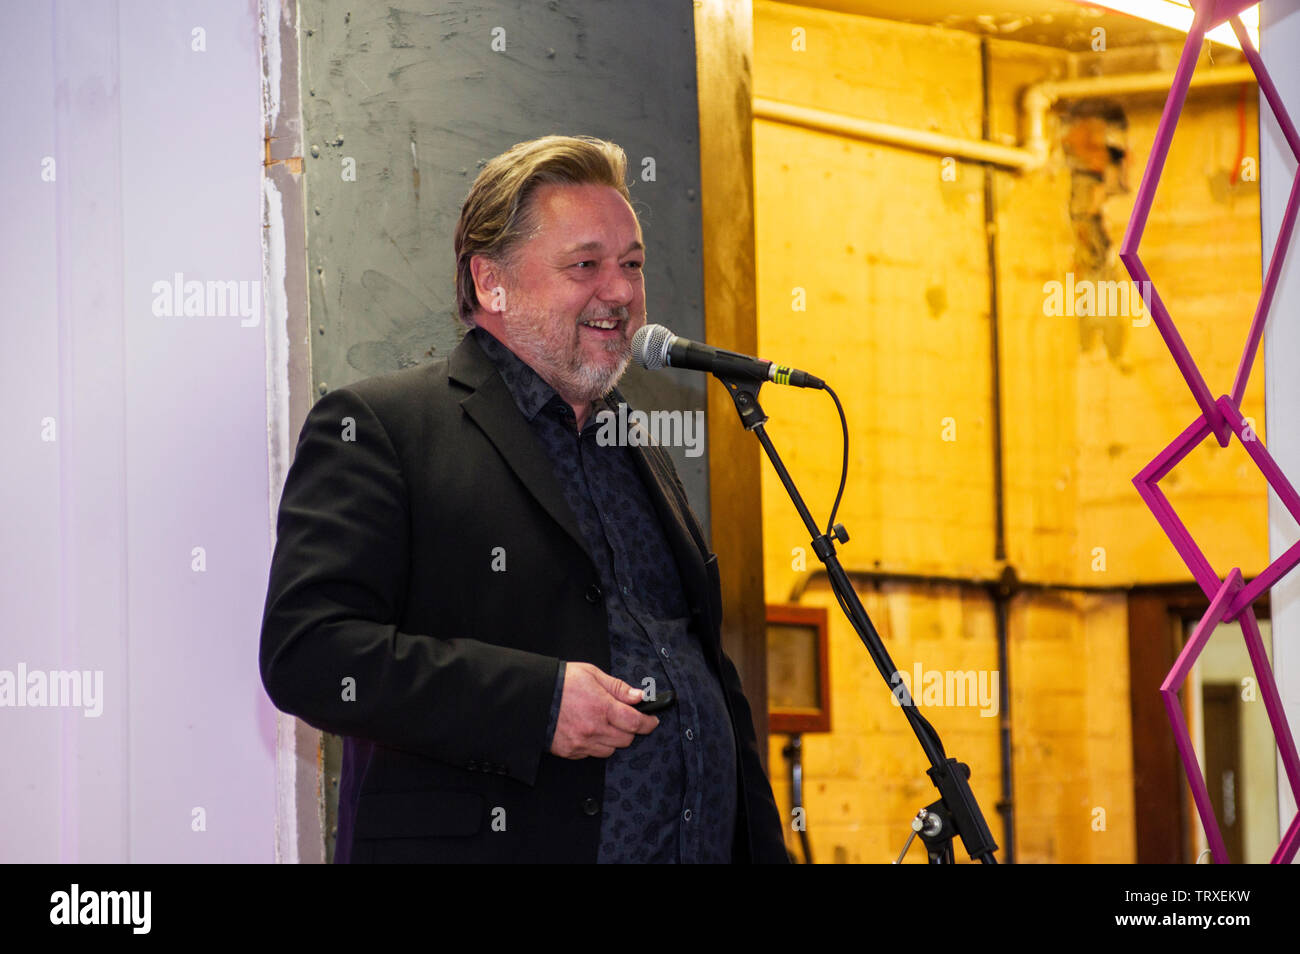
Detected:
left=766, top=604, right=831, bottom=734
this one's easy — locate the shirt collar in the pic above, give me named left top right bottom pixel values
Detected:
left=469, top=326, right=610, bottom=427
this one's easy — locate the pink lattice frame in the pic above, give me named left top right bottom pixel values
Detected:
left=1120, top=0, right=1300, bottom=863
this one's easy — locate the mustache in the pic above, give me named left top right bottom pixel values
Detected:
left=580, top=306, right=631, bottom=322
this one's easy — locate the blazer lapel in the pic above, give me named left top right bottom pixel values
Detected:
left=449, top=335, right=713, bottom=643
left=613, top=391, right=715, bottom=647
left=450, top=334, right=592, bottom=564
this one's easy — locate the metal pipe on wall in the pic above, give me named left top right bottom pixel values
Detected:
left=754, top=62, right=1256, bottom=171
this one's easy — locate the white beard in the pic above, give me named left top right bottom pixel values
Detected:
left=499, top=298, right=634, bottom=404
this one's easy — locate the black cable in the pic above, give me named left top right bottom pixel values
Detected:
left=823, top=384, right=849, bottom=536
left=822, top=381, right=947, bottom=759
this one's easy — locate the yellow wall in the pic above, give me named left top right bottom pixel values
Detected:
left=751, top=0, right=1265, bottom=862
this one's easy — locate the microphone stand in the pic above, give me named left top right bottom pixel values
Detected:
left=717, top=373, right=999, bottom=864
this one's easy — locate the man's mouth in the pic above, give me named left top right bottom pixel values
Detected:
left=579, top=317, right=622, bottom=331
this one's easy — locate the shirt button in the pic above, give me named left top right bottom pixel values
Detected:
left=585, top=584, right=602, bottom=604
left=685, top=728, right=694, bottom=741
left=622, top=585, right=630, bottom=595
left=581, top=797, right=600, bottom=816
left=683, top=809, right=692, bottom=822
left=660, top=647, right=669, bottom=658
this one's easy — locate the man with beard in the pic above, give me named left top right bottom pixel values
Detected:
left=259, top=135, right=788, bottom=863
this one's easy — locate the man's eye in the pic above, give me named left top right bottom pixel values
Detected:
left=572, top=259, right=642, bottom=270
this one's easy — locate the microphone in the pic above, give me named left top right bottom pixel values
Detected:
left=631, top=324, right=824, bottom=389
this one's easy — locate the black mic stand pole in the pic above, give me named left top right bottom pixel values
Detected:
left=717, top=374, right=999, bottom=864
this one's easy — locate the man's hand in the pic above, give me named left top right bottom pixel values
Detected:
left=549, top=662, right=660, bottom=758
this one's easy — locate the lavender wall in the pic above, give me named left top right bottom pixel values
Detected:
left=1260, top=0, right=1300, bottom=852
left=0, top=0, right=278, bottom=862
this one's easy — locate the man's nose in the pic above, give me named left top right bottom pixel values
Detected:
left=597, top=262, right=635, bottom=307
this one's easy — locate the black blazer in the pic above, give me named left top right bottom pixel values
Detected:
left=259, top=331, right=788, bottom=863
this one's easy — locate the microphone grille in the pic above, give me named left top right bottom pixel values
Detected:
left=632, top=324, right=674, bottom=371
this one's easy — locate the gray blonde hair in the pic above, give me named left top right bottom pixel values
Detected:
left=453, top=135, right=631, bottom=327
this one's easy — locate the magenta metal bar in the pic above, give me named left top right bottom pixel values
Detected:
left=1160, top=690, right=1229, bottom=863
left=1226, top=538, right=1300, bottom=619
left=1160, top=570, right=1241, bottom=864
left=1216, top=394, right=1300, bottom=516
left=1230, top=169, right=1300, bottom=406
left=1118, top=3, right=1231, bottom=443
left=1128, top=0, right=1300, bottom=864
left=1133, top=413, right=1225, bottom=601
left=1238, top=607, right=1300, bottom=804
left=1226, top=11, right=1300, bottom=406
left=1231, top=15, right=1300, bottom=157
left=1215, top=395, right=1300, bottom=616
left=1163, top=568, right=1243, bottom=691
left=1208, top=1, right=1268, bottom=27
left=1120, top=254, right=1226, bottom=444
left=1273, top=811, right=1300, bottom=865
left=1119, top=7, right=1208, bottom=255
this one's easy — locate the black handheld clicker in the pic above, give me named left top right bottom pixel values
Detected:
left=634, top=689, right=676, bottom=714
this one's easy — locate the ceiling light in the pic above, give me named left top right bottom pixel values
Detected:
left=1079, top=1, right=1259, bottom=50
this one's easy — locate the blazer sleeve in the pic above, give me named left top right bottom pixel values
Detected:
left=258, top=386, right=560, bottom=786
left=718, top=646, right=792, bottom=863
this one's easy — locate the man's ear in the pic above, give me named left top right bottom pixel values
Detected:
left=470, top=254, right=509, bottom=314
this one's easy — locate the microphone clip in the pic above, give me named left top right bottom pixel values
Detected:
left=717, top=374, right=769, bottom=431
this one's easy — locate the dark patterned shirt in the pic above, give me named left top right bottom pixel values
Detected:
left=469, top=326, right=737, bottom=863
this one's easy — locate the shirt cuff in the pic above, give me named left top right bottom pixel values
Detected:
left=543, top=661, right=566, bottom=751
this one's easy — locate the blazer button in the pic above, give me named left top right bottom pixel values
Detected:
left=585, top=584, right=602, bottom=604
left=581, top=797, right=600, bottom=816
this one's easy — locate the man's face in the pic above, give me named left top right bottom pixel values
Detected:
left=484, top=183, right=646, bottom=405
